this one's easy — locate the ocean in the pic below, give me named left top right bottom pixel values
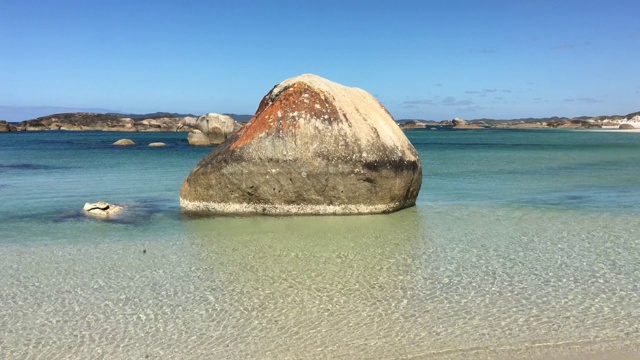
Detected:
left=1, top=129, right=639, bottom=359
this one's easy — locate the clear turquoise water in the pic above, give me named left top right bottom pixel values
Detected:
left=1, top=130, right=639, bottom=359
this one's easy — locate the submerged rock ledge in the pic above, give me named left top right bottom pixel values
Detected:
left=180, top=199, right=409, bottom=215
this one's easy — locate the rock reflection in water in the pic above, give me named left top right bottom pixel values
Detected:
left=183, top=208, right=430, bottom=358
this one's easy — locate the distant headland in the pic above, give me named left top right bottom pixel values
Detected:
left=397, top=111, right=640, bottom=131
left=1, top=110, right=639, bottom=133
left=0, top=112, right=252, bottom=133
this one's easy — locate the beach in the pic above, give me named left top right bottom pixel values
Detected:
left=1, top=129, right=639, bottom=359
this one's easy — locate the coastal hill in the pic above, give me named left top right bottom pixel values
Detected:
left=106, top=112, right=253, bottom=123
left=106, top=112, right=196, bottom=119
left=1, top=110, right=639, bottom=132
left=0, top=112, right=254, bottom=132
left=398, top=110, right=640, bottom=130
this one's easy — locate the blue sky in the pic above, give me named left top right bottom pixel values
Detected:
left=1, top=0, right=639, bottom=121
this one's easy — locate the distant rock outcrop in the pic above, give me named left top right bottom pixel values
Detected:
left=180, top=74, right=422, bottom=215
left=185, top=113, right=242, bottom=146
left=10, top=112, right=248, bottom=133
left=20, top=113, right=137, bottom=131
left=452, top=117, right=484, bottom=129
left=547, top=119, right=595, bottom=129
left=399, top=120, right=428, bottom=130
left=452, top=118, right=467, bottom=127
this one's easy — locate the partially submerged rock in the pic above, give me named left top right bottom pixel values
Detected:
left=148, top=142, right=166, bottom=147
left=83, top=201, right=124, bottom=219
left=113, top=139, right=135, bottom=146
left=185, top=113, right=242, bottom=146
left=186, top=130, right=212, bottom=146
left=181, top=74, right=422, bottom=215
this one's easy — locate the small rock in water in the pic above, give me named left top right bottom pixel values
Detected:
left=143, top=249, right=146, bottom=254
left=148, top=142, right=166, bottom=147
left=113, top=139, right=135, bottom=146
left=83, top=201, right=124, bottom=219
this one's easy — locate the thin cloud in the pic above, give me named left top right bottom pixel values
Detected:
left=458, top=105, right=486, bottom=112
left=402, top=96, right=473, bottom=107
left=441, top=97, right=473, bottom=106
left=465, top=89, right=512, bottom=95
left=402, top=99, right=436, bottom=106
left=564, top=98, right=603, bottom=103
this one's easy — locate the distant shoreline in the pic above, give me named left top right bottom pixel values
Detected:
left=2, top=111, right=639, bottom=133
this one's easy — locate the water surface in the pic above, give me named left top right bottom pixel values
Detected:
left=1, top=130, right=639, bottom=359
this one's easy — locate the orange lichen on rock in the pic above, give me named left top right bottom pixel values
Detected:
left=230, top=82, right=339, bottom=150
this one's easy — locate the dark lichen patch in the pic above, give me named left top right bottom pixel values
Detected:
left=362, top=159, right=420, bottom=173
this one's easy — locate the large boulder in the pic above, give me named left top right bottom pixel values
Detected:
left=186, top=113, right=242, bottom=145
left=180, top=74, right=422, bottom=215
left=619, top=123, right=636, bottom=129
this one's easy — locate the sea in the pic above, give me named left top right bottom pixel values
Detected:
left=1, top=129, right=639, bottom=359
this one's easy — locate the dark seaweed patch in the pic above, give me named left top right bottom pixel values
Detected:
left=0, top=163, right=75, bottom=172
left=1, top=163, right=55, bottom=170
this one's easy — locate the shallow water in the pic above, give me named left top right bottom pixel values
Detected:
left=1, top=130, right=639, bottom=359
